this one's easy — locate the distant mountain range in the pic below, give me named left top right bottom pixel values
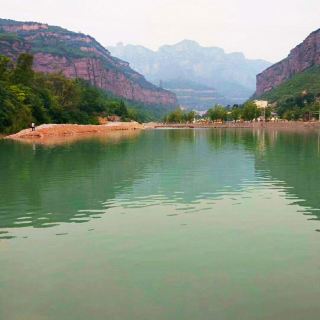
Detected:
left=108, top=40, right=271, bottom=109
left=0, top=18, right=177, bottom=107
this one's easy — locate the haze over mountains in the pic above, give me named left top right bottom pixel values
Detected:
left=0, top=18, right=177, bottom=108
left=108, top=40, right=271, bottom=109
left=4, top=17, right=319, bottom=115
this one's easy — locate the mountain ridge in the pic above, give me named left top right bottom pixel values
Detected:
left=0, top=18, right=177, bottom=107
left=256, top=27, right=320, bottom=96
left=108, top=40, right=271, bottom=108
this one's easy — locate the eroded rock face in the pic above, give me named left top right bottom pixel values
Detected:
left=2, top=23, right=48, bottom=33
left=33, top=53, right=176, bottom=105
left=256, top=28, right=320, bottom=96
left=0, top=19, right=177, bottom=106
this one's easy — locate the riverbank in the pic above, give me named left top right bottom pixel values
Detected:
left=151, top=121, right=320, bottom=131
left=3, top=121, right=320, bottom=143
left=5, top=122, right=144, bottom=141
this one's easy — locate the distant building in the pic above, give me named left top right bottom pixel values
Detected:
left=254, top=100, right=268, bottom=109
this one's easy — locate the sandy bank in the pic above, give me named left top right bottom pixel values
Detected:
left=10, top=130, right=142, bottom=147
left=6, top=122, right=144, bottom=141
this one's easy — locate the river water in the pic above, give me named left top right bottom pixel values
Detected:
left=1, top=128, right=320, bottom=320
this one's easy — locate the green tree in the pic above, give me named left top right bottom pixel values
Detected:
left=265, top=107, right=272, bottom=120
left=207, top=105, right=227, bottom=122
left=117, top=101, right=129, bottom=120
left=11, top=53, right=34, bottom=86
left=0, top=55, right=11, bottom=81
left=0, top=53, right=155, bottom=133
left=165, top=109, right=185, bottom=123
left=185, top=111, right=196, bottom=123
left=242, top=102, right=261, bottom=121
left=230, top=107, right=242, bottom=121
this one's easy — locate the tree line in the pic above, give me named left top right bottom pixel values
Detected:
left=165, top=87, right=320, bottom=123
left=164, top=102, right=270, bottom=123
left=206, top=102, right=268, bottom=122
left=275, top=92, right=320, bottom=120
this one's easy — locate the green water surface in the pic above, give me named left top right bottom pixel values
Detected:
left=1, top=129, right=320, bottom=320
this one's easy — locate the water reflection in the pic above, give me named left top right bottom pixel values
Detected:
left=252, top=129, right=320, bottom=220
left=0, top=128, right=320, bottom=238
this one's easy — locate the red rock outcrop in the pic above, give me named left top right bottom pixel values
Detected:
left=2, top=23, right=48, bottom=33
left=0, top=19, right=177, bottom=106
left=32, top=53, right=177, bottom=105
left=256, top=28, right=320, bottom=96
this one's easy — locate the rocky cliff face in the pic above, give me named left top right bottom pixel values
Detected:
left=256, top=28, right=320, bottom=96
left=0, top=19, right=177, bottom=106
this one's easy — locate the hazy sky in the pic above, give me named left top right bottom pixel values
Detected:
left=1, top=0, right=319, bottom=62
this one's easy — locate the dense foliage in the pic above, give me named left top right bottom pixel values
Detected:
left=0, top=53, right=164, bottom=133
left=266, top=92, right=320, bottom=120
left=207, top=105, right=228, bottom=121
left=258, top=66, right=320, bottom=120
left=260, top=66, right=320, bottom=102
left=206, top=102, right=262, bottom=122
left=164, top=102, right=265, bottom=123
left=164, top=109, right=196, bottom=123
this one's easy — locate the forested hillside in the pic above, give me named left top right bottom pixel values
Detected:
left=0, top=53, right=161, bottom=133
left=257, top=66, right=320, bottom=119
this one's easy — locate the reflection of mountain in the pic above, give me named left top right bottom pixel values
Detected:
left=1, top=129, right=319, bottom=234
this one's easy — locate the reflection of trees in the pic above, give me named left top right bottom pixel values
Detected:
left=1, top=128, right=319, bottom=233
left=181, top=128, right=320, bottom=220
left=254, top=130, right=320, bottom=219
left=0, top=132, right=147, bottom=229
left=0, top=129, right=254, bottom=231
left=115, top=129, right=255, bottom=205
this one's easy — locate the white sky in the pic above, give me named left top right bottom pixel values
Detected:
left=1, top=0, right=319, bottom=62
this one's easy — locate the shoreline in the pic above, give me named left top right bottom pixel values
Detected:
left=2, top=121, right=320, bottom=143
left=5, top=122, right=144, bottom=141
left=151, top=121, right=320, bottom=131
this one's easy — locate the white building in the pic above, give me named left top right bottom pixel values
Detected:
left=254, top=100, right=268, bottom=109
